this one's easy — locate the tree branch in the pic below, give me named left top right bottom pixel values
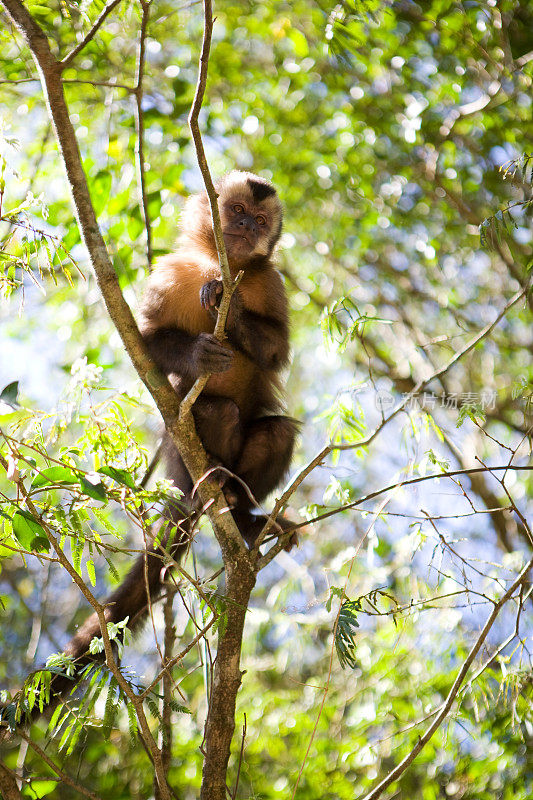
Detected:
left=61, top=0, right=123, bottom=69
left=360, top=555, right=533, bottom=800
left=17, top=730, right=104, bottom=800
left=134, top=0, right=152, bottom=266
left=0, top=762, right=23, bottom=800
left=184, top=4, right=258, bottom=799
left=259, top=281, right=531, bottom=561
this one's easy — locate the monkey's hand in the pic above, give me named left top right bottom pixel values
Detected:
left=193, top=333, right=233, bottom=375
left=200, top=280, right=223, bottom=311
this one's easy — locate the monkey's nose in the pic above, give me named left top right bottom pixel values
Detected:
left=238, top=216, right=258, bottom=235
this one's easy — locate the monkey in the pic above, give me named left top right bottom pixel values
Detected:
left=139, top=169, right=299, bottom=546
left=2, top=172, right=299, bottom=721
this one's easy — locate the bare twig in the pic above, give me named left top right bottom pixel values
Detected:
left=140, top=616, right=216, bottom=698
left=179, top=271, right=243, bottom=417
left=61, top=0, right=123, bottom=68
left=155, top=582, right=177, bottom=800
left=231, top=714, right=247, bottom=800
left=293, top=464, right=533, bottom=534
left=259, top=282, right=531, bottom=560
left=134, top=0, right=153, bottom=266
left=17, top=731, right=104, bottom=800
left=360, top=556, right=533, bottom=800
left=180, top=0, right=242, bottom=417
left=187, top=5, right=230, bottom=284
left=63, top=78, right=133, bottom=91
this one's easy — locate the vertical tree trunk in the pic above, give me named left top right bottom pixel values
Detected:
left=200, top=565, right=256, bottom=800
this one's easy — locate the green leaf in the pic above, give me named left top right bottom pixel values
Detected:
left=126, top=701, right=138, bottom=742
left=289, top=28, right=309, bottom=57
left=86, top=557, right=96, bottom=586
left=335, top=599, right=361, bottom=670
left=80, top=474, right=107, bottom=502
left=102, top=679, right=119, bottom=738
left=31, top=466, right=78, bottom=490
left=12, top=510, right=50, bottom=552
left=22, top=779, right=57, bottom=798
left=0, top=381, right=19, bottom=408
left=169, top=699, right=191, bottom=714
left=99, top=465, right=136, bottom=490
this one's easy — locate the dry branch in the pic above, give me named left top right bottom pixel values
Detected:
left=361, top=555, right=533, bottom=800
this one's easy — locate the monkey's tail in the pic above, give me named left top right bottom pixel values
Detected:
left=1, top=504, right=194, bottom=733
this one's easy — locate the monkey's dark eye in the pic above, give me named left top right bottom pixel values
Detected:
left=233, top=203, right=245, bottom=214
left=255, top=215, right=267, bottom=226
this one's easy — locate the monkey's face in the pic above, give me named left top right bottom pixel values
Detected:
left=217, top=172, right=282, bottom=266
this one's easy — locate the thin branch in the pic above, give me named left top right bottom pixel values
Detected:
left=0, top=77, right=38, bottom=85
left=259, top=282, right=531, bottom=561
left=134, top=0, right=152, bottom=266
left=156, top=582, right=177, bottom=800
left=63, top=78, right=133, bottom=91
left=140, top=617, right=216, bottom=698
left=180, top=0, right=242, bottom=418
left=360, top=555, right=533, bottom=800
left=61, top=0, right=123, bottom=68
left=0, top=450, right=171, bottom=799
left=17, top=731, right=104, bottom=800
left=185, top=6, right=258, bottom=800
left=231, top=714, right=247, bottom=800
left=187, top=2, right=230, bottom=285
left=293, top=464, right=533, bottom=534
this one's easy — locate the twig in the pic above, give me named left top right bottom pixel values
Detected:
left=231, top=714, right=247, bottom=800
left=156, top=582, right=177, bottom=800
left=61, top=0, right=123, bottom=68
left=179, top=271, right=243, bottom=417
left=360, top=555, right=533, bottom=800
left=259, top=282, right=532, bottom=559
left=63, top=78, right=133, bottom=91
left=140, top=439, right=162, bottom=488
left=17, top=731, right=104, bottom=800
left=134, top=0, right=153, bottom=266
left=187, top=4, right=230, bottom=285
left=180, top=0, right=242, bottom=418
left=140, top=617, right=216, bottom=698
left=293, top=464, right=533, bottom=533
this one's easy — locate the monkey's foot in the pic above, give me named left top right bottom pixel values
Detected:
left=236, top=512, right=299, bottom=551
left=193, top=457, right=239, bottom=509
left=271, top=515, right=299, bottom=551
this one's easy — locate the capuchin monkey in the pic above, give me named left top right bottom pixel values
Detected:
left=140, top=170, right=299, bottom=546
left=7, top=172, right=299, bottom=717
